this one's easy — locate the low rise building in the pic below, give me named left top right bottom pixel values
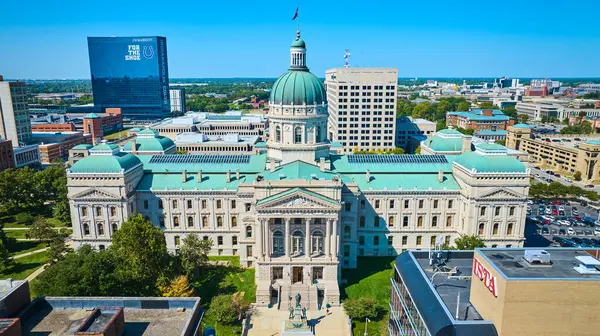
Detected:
left=446, top=109, right=514, bottom=140
left=68, top=144, right=94, bottom=165
left=152, top=111, right=267, bottom=140
left=31, top=123, right=76, bottom=132
left=396, top=117, right=435, bottom=153
left=507, top=124, right=600, bottom=180
left=82, top=108, right=124, bottom=144
left=516, top=102, right=567, bottom=121
left=390, top=248, right=600, bottom=336
left=13, top=145, right=39, bottom=167
left=175, top=133, right=260, bottom=154
left=0, top=138, right=15, bottom=171
left=33, top=132, right=92, bottom=165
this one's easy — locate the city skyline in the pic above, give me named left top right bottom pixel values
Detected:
left=2, top=0, right=600, bottom=79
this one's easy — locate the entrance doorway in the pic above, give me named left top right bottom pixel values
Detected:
left=292, top=267, right=303, bottom=283
left=317, top=289, right=324, bottom=310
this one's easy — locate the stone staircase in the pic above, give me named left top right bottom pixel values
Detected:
left=280, top=284, right=318, bottom=311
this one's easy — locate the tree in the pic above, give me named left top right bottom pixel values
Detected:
left=180, top=234, right=212, bottom=279
left=436, top=100, right=451, bottom=119
left=231, top=291, right=251, bottom=320
left=574, top=171, right=582, bottom=181
left=0, top=239, right=12, bottom=273
left=436, top=119, right=447, bottom=131
left=451, top=234, right=486, bottom=250
left=456, top=127, right=474, bottom=135
left=111, top=213, right=169, bottom=294
left=15, top=212, right=35, bottom=225
left=518, top=114, right=529, bottom=124
left=207, top=294, right=238, bottom=325
left=343, top=297, right=378, bottom=320
left=28, top=216, right=57, bottom=242
left=412, top=102, right=432, bottom=119
left=47, top=236, right=70, bottom=265
left=502, top=106, right=517, bottom=118
left=160, top=275, right=195, bottom=297
left=457, top=101, right=471, bottom=111
left=478, top=102, right=497, bottom=109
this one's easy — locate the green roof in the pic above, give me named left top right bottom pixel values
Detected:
left=476, top=143, right=507, bottom=151
left=136, top=172, right=247, bottom=191
left=90, top=143, right=119, bottom=151
left=70, top=152, right=142, bottom=174
left=72, top=144, right=93, bottom=150
left=123, top=136, right=175, bottom=153
left=270, top=70, right=326, bottom=106
left=586, top=140, right=600, bottom=146
left=427, top=135, right=463, bottom=152
left=345, top=173, right=461, bottom=192
left=330, top=155, right=454, bottom=173
left=453, top=151, right=526, bottom=173
left=291, top=38, right=306, bottom=48
left=138, top=128, right=158, bottom=135
left=331, top=142, right=343, bottom=148
left=262, top=160, right=350, bottom=182
left=255, top=142, right=267, bottom=148
left=257, top=187, right=338, bottom=205
left=84, top=113, right=100, bottom=119
left=512, top=123, right=531, bottom=129
left=437, top=129, right=463, bottom=135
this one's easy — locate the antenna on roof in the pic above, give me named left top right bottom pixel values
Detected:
left=344, top=49, right=351, bottom=68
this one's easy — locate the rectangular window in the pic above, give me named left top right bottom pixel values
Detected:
left=403, top=216, right=409, bottom=227
left=158, top=200, right=163, bottom=209
left=433, top=200, right=438, bottom=209
left=231, top=200, right=236, bottom=209
left=374, top=236, right=379, bottom=245
left=159, top=217, right=165, bottom=227
left=216, top=200, right=222, bottom=209
left=343, top=245, right=350, bottom=257
left=144, top=200, right=149, bottom=209
left=375, top=200, right=380, bottom=209
left=81, top=207, right=88, bottom=216
left=187, top=200, right=192, bottom=209
left=404, top=200, right=409, bottom=208
left=345, top=202, right=352, bottom=212
left=418, top=200, right=424, bottom=209
left=359, top=236, right=365, bottom=245
left=374, top=216, right=380, bottom=227
left=388, top=236, right=393, bottom=245
left=172, top=200, right=178, bottom=209
left=245, top=203, right=251, bottom=211
left=480, top=207, right=486, bottom=216
left=232, top=236, right=238, bottom=245
left=202, top=200, right=207, bottom=209
left=495, top=207, right=501, bottom=216
left=402, top=236, right=407, bottom=245
left=416, top=236, right=422, bottom=245
left=217, top=236, right=223, bottom=245
left=360, top=200, right=366, bottom=209
left=509, top=206, right=515, bottom=216
left=448, top=200, right=453, bottom=209
left=247, top=245, right=253, bottom=257
left=173, top=216, right=179, bottom=227
left=389, top=200, right=395, bottom=209
left=96, top=207, right=102, bottom=216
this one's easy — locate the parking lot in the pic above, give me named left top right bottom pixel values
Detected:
left=527, top=198, right=600, bottom=246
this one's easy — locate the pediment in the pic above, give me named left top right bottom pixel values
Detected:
left=256, top=188, right=340, bottom=210
left=72, top=188, right=122, bottom=201
left=478, top=188, right=523, bottom=200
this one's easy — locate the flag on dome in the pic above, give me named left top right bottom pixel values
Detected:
left=292, top=7, right=299, bottom=20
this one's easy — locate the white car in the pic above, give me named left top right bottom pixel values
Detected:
left=560, top=220, right=571, bottom=226
left=527, top=200, right=534, bottom=204
left=558, top=206, right=565, bottom=211
left=568, top=228, right=575, bottom=235
left=545, top=208, right=552, bottom=215
left=595, top=228, right=600, bottom=236
left=565, top=179, right=573, bottom=183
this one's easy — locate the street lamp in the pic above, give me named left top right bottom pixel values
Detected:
left=364, top=317, right=370, bottom=336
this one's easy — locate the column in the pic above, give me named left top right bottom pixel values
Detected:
left=305, top=218, right=311, bottom=258
left=285, top=218, right=291, bottom=258
left=265, top=219, right=270, bottom=260
left=332, top=219, right=338, bottom=258
left=257, top=218, right=263, bottom=261
left=325, top=219, right=331, bottom=260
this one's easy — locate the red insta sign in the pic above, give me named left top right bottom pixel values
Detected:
left=473, top=257, right=498, bottom=297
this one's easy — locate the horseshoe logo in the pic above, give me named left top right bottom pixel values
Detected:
left=143, top=46, right=155, bottom=59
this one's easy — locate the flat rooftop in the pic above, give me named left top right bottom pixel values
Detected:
left=412, top=251, right=485, bottom=321
left=479, top=248, right=600, bottom=279
left=18, top=297, right=202, bottom=336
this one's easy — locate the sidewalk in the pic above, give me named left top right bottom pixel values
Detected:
left=247, top=306, right=350, bottom=336
left=3, top=227, right=69, bottom=230
left=10, top=247, right=49, bottom=260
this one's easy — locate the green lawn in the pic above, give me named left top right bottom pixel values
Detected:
left=103, top=130, right=129, bottom=140
left=1, top=206, right=69, bottom=228
left=0, top=251, right=49, bottom=280
left=341, top=257, right=395, bottom=336
left=194, top=256, right=255, bottom=336
left=8, top=240, right=47, bottom=256
left=5, top=230, right=28, bottom=239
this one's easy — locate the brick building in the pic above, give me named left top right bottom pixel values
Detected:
left=31, top=123, right=76, bottom=132
left=83, top=108, right=123, bottom=144
left=446, top=109, right=515, bottom=140
left=33, top=132, right=92, bottom=164
left=0, top=138, right=15, bottom=171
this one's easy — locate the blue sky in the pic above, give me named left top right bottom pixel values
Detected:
left=2, top=0, right=600, bottom=79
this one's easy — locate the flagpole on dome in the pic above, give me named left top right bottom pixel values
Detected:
left=293, top=7, right=299, bottom=35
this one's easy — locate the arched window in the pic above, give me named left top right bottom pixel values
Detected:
left=111, top=223, right=118, bottom=233
left=388, top=216, right=395, bottom=227
left=294, top=126, right=302, bottom=143
left=275, top=126, right=281, bottom=142
left=173, top=216, right=179, bottom=227
left=315, top=126, right=321, bottom=142
left=217, top=216, right=223, bottom=227
left=430, top=236, right=437, bottom=246
left=273, top=231, right=284, bottom=255
left=202, top=216, right=208, bottom=228
left=432, top=216, right=438, bottom=227
left=312, top=231, right=324, bottom=255
left=83, top=223, right=90, bottom=235
left=174, top=236, right=180, bottom=246
left=97, top=223, right=104, bottom=236
left=446, top=216, right=452, bottom=227
left=292, top=231, right=304, bottom=254
left=231, top=216, right=237, bottom=227
left=187, top=216, right=194, bottom=227
left=507, top=223, right=514, bottom=236
left=246, top=226, right=253, bottom=238
left=359, top=216, right=365, bottom=227
left=344, top=225, right=351, bottom=239
left=479, top=223, right=485, bottom=235
left=403, top=216, right=409, bottom=227
left=493, top=223, right=499, bottom=236
left=373, top=216, right=380, bottom=227
left=417, top=216, right=423, bottom=227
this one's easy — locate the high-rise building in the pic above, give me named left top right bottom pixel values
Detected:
left=0, top=76, right=32, bottom=146
left=87, top=36, right=170, bottom=120
left=169, top=87, right=186, bottom=113
left=325, top=68, right=398, bottom=153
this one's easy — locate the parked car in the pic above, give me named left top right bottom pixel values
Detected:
left=568, top=227, right=575, bottom=235
left=559, top=210, right=566, bottom=216
left=553, top=200, right=561, bottom=205
left=528, top=200, right=534, bottom=204
left=541, top=226, right=550, bottom=234
left=558, top=206, right=565, bottom=211
left=559, top=228, right=567, bottom=235
left=595, top=228, right=600, bottom=235
left=580, top=201, right=588, bottom=206
left=552, top=209, right=559, bottom=216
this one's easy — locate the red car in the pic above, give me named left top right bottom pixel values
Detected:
left=552, top=209, right=558, bottom=215
left=585, top=184, right=595, bottom=189
left=575, top=216, right=582, bottom=221
left=553, top=200, right=561, bottom=205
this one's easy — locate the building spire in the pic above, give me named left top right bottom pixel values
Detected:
left=290, top=30, right=307, bottom=70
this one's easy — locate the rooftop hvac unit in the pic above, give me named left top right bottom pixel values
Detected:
left=279, top=173, right=286, bottom=180
left=573, top=256, right=600, bottom=275
left=311, top=174, right=318, bottom=180
left=524, top=250, right=551, bottom=265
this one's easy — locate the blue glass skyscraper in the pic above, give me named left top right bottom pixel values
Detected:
left=87, top=36, right=170, bottom=120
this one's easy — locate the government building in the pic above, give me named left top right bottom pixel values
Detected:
left=67, top=30, right=530, bottom=310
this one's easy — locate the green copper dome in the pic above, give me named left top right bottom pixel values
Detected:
left=123, top=136, right=175, bottom=153
left=454, top=151, right=526, bottom=173
left=70, top=152, right=142, bottom=174
left=270, top=70, right=326, bottom=105
left=427, top=135, right=463, bottom=152
left=291, top=38, right=306, bottom=48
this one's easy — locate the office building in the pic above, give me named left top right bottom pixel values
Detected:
left=0, top=138, right=15, bottom=171
left=170, top=87, right=186, bottom=113
left=13, top=145, right=40, bottom=167
left=66, top=30, right=529, bottom=309
left=506, top=124, right=600, bottom=180
left=31, top=123, right=76, bottom=132
left=395, top=116, right=435, bottom=153
left=390, top=248, right=600, bottom=336
left=82, top=108, right=124, bottom=144
left=516, top=102, right=566, bottom=121
left=87, top=36, right=170, bottom=120
left=446, top=109, right=514, bottom=140
left=33, top=132, right=92, bottom=165
left=0, top=76, right=32, bottom=146
left=325, top=67, right=398, bottom=153
left=0, top=280, right=203, bottom=336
